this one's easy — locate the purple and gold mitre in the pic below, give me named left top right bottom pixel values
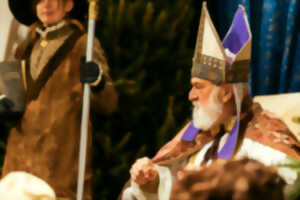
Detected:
left=191, top=2, right=252, bottom=85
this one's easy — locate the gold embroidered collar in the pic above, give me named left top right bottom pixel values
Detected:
left=210, top=116, right=236, bottom=136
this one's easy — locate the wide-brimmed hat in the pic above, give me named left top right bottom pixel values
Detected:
left=8, top=0, right=88, bottom=26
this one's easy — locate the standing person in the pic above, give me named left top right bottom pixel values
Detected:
left=121, top=2, right=300, bottom=200
left=3, top=0, right=118, bottom=199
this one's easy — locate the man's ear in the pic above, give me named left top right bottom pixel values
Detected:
left=65, top=0, right=74, bottom=12
left=219, top=84, right=233, bottom=103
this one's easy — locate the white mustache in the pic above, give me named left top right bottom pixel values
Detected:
left=192, top=101, right=201, bottom=108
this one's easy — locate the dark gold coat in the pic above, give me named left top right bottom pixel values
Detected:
left=2, top=20, right=118, bottom=200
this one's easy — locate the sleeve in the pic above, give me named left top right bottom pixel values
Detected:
left=90, top=37, right=118, bottom=115
left=77, top=34, right=118, bottom=115
left=120, top=159, right=187, bottom=200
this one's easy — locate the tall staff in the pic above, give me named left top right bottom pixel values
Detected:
left=77, top=0, right=99, bottom=199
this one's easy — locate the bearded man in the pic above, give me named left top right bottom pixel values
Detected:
left=120, top=3, right=300, bottom=200
left=2, top=0, right=118, bottom=199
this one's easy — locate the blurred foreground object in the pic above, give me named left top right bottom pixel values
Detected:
left=0, top=171, right=56, bottom=200
left=171, top=158, right=285, bottom=200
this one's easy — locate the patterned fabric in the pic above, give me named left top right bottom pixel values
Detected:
left=215, top=0, right=300, bottom=95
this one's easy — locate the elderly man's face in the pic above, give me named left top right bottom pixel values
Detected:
left=36, top=0, right=73, bottom=26
left=189, top=78, right=216, bottom=105
left=189, top=78, right=223, bottom=130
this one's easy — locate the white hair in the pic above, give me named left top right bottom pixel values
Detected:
left=192, top=86, right=223, bottom=130
left=232, top=83, right=250, bottom=116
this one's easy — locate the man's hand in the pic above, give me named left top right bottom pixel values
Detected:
left=0, top=95, right=14, bottom=114
left=130, top=157, right=158, bottom=186
left=80, top=57, right=103, bottom=85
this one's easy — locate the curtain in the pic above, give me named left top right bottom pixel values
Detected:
left=213, top=0, right=300, bottom=96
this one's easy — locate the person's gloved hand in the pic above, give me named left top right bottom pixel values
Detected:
left=80, top=57, right=103, bottom=85
left=0, top=95, right=14, bottom=114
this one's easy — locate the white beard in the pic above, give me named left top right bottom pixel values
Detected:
left=192, top=86, right=223, bottom=130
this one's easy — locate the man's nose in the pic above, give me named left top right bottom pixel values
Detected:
left=188, top=88, right=198, bottom=102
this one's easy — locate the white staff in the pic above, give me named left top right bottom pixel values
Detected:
left=77, top=0, right=99, bottom=200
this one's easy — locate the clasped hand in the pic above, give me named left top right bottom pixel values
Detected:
left=130, top=157, right=158, bottom=186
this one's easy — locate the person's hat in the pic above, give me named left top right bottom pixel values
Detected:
left=192, top=2, right=252, bottom=85
left=0, top=171, right=56, bottom=200
left=8, top=0, right=88, bottom=26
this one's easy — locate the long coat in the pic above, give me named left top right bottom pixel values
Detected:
left=2, top=19, right=118, bottom=200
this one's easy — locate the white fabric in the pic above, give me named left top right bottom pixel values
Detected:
left=235, top=138, right=299, bottom=188
left=122, top=187, right=136, bottom=200
left=0, top=94, right=6, bottom=100
left=191, top=135, right=297, bottom=184
left=235, top=138, right=300, bottom=199
left=0, top=171, right=56, bottom=200
left=235, top=138, right=287, bottom=166
left=157, top=165, right=173, bottom=200
left=202, top=13, right=225, bottom=60
left=130, top=181, right=151, bottom=200
left=224, top=49, right=236, bottom=61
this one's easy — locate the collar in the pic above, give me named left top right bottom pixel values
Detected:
left=224, top=116, right=236, bottom=132
left=210, top=116, right=236, bottom=136
left=35, top=20, right=67, bottom=39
